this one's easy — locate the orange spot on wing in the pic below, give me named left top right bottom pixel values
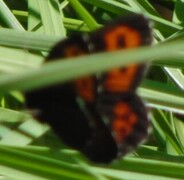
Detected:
left=63, top=46, right=95, bottom=103
left=75, top=77, right=95, bottom=103
left=104, top=26, right=141, bottom=50
left=103, top=65, right=138, bottom=92
left=112, top=102, right=137, bottom=143
left=64, top=46, right=85, bottom=57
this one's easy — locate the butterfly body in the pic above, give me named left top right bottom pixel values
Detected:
left=25, top=14, right=152, bottom=163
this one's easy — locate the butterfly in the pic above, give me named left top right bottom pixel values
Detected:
left=25, top=13, right=152, bottom=163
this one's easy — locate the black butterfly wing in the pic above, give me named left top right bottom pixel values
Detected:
left=25, top=35, right=93, bottom=149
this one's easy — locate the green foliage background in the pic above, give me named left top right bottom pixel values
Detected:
left=1, top=0, right=184, bottom=179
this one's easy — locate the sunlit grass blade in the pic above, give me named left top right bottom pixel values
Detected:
left=0, top=0, right=24, bottom=30
left=140, top=80, right=184, bottom=113
left=38, top=0, right=66, bottom=36
left=0, top=146, right=94, bottom=180
left=0, top=46, right=42, bottom=73
left=68, top=0, right=99, bottom=30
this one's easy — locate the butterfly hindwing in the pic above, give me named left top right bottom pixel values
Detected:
left=97, top=93, right=149, bottom=157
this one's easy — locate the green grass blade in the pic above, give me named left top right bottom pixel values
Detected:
left=0, top=0, right=24, bottom=30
